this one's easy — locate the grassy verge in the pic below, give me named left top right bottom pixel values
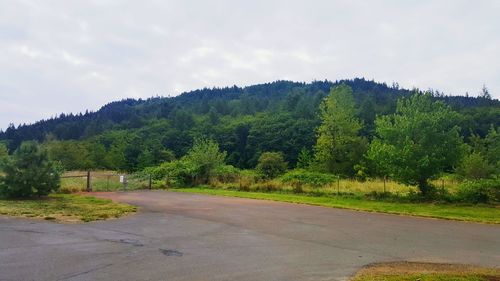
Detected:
left=173, top=188, right=500, bottom=224
left=0, top=194, right=136, bottom=223
left=350, top=262, right=500, bottom=281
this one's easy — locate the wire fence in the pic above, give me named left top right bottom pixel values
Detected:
left=60, top=171, right=152, bottom=193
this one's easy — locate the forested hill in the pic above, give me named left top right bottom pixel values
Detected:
left=1, top=78, right=499, bottom=171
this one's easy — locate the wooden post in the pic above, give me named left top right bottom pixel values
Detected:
left=86, top=171, right=91, bottom=192
left=383, top=176, right=386, bottom=193
left=149, top=174, right=152, bottom=190
left=337, top=177, right=340, bottom=195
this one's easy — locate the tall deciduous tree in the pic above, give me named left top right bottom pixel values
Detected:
left=314, top=84, right=367, bottom=176
left=367, top=93, right=465, bottom=195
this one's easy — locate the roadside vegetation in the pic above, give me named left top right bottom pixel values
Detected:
left=0, top=142, right=135, bottom=222
left=350, top=262, right=500, bottom=281
left=0, top=84, right=498, bottom=223
left=173, top=188, right=500, bottom=223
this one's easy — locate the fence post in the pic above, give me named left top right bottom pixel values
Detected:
left=337, top=177, right=340, bottom=195
left=383, top=176, right=386, bottom=193
left=86, top=171, right=91, bottom=192
left=149, top=174, right=152, bottom=190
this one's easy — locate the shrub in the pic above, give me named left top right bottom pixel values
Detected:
left=280, top=169, right=337, bottom=187
left=213, top=165, right=240, bottom=183
left=0, top=141, right=61, bottom=198
left=144, top=160, right=198, bottom=187
left=143, top=138, right=228, bottom=186
left=456, top=178, right=500, bottom=204
left=256, top=152, right=287, bottom=179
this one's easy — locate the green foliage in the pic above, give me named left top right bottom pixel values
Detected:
left=367, top=93, right=465, bottom=195
left=1, top=79, right=498, bottom=174
left=456, top=152, right=494, bottom=180
left=0, top=143, right=8, bottom=168
left=296, top=147, right=313, bottom=169
left=256, top=152, right=287, bottom=179
left=144, top=138, right=227, bottom=186
left=212, top=164, right=240, bottom=183
left=469, top=126, right=500, bottom=174
left=0, top=141, right=61, bottom=198
left=147, top=160, right=199, bottom=186
left=314, top=84, right=367, bottom=176
left=456, top=178, right=500, bottom=204
left=183, top=138, right=227, bottom=183
left=280, top=169, right=337, bottom=187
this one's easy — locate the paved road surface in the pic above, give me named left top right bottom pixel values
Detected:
left=0, top=191, right=499, bottom=281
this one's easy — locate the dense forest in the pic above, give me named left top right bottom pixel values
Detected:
left=1, top=78, right=499, bottom=174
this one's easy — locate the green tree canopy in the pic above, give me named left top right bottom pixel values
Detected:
left=367, top=93, right=465, bottom=195
left=1, top=141, right=61, bottom=198
left=314, top=84, right=367, bottom=176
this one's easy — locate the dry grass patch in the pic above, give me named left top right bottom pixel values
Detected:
left=351, top=262, right=500, bottom=281
left=0, top=193, right=136, bottom=223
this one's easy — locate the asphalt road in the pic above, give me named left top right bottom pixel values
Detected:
left=0, top=191, right=499, bottom=281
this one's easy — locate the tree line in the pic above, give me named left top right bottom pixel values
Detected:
left=0, top=80, right=499, bottom=199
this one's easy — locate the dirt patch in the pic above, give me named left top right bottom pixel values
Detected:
left=351, top=262, right=500, bottom=281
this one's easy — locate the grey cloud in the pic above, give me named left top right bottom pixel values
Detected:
left=0, top=0, right=499, bottom=129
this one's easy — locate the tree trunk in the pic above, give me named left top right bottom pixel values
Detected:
left=417, top=179, right=433, bottom=198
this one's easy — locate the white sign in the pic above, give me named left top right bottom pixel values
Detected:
left=119, top=175, right=125, bottom=183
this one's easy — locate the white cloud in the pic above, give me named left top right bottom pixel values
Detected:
left=0, top=0, right=499, bottom=129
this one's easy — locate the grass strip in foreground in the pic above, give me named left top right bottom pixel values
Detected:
left=0, top=194, right=136, bottom=223
left=350, top=262, right=500, bottom=281
left=173, top=188, right=500, bottom=224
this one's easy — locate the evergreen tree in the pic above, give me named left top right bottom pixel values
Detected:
left=1, top=141, right=60, bottom=198
left=479, top=84, right=492, bottom=99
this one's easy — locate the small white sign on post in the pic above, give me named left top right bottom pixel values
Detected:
left=119, top=175, right=125, bottom=183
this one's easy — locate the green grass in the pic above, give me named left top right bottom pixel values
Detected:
left=0, top=194, right=136, bottom=222
left=173, top=187, right=500, bottom=224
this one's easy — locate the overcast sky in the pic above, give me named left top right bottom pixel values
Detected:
left=1, top=0, right=499, bottom=129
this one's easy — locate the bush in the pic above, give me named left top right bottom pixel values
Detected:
left=456, top=178, right=500, bottom=204
left=280, top=169, right=337, bottom=187
left=144, top=160, right=198, bottom=187
left=211, top=165, right=240, bottom=185
left=143, top=138, right=228, bottom=186
left=0, top=141, right=61, bottom=198
left=256, top=152, right=287, bottom=179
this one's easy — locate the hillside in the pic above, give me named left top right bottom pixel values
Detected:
left=1, top=78, right=499, bottom=171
